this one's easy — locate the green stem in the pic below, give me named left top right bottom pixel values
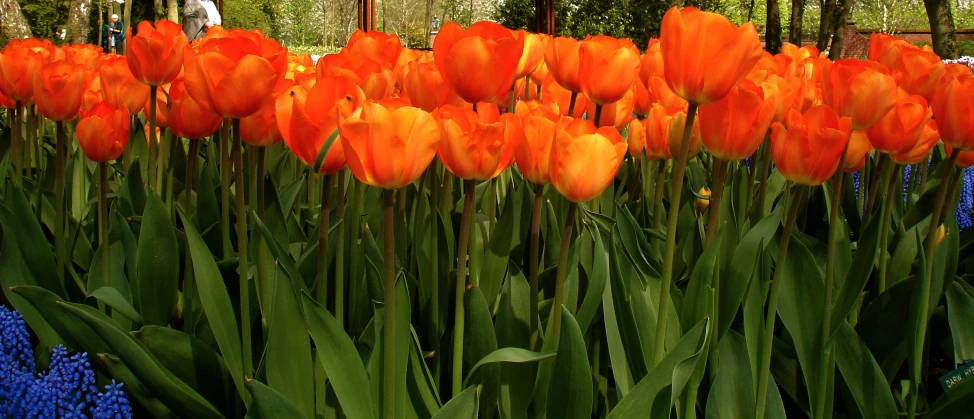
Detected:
left=453, top=179, right=476, bottom=396
left=755, top=133, right=773, bottom=220
left=652, top=160, right=666, bottom=250
left=626, top=158, right=640, bottom=204
left=349, top=179, right=366, bottom=330
left=317, top=174, right=333, bottom=306
left=755, top=184, right=805, bottom=419
left=335, top=170, right=346, bottom=329
left=653, top=102, right=698, bottom=365
left=99, top=162, right=110, bottom=284
left=13, top=101, right=22, bottom=187
left=165, top=131, right=176, bottom=215
left=231, top=119, right=252, bottom=384
left=567, top=91, right=578, bottom=117
left=428, top=164, right=440, bottom=386
left=593, top=104, right=603, bottom=127
left=549, top=202, right=577, bottom=352
left=185, top=139, right=200, bottom=214
left=488, top=177, right=497, bottom=239
left=864, top=155, right=890, bottom=225
left=381, top=188, right=397, bottom=419
left=704, top=159, right=727, bottom=246
left=938, top=167, right=964, bottom=228
left=55, top=121, right=66, bottom=282
left=440, top=170, right=454, bottom=213
left=878, top=164, right=900, bottom=294
left=529, top=183, right=544, bottom=351
left=148, top=86, right=158, bottom=194
left=220, top=119, right=232, bottom=260
left=256, top=147, right=266, bottom=218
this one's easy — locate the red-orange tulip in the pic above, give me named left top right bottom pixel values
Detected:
left=699, top=80, right=776, bottom=161
left=0, top=43, right=42, bottom=102
left=0, top=90, right=15, bottom=109
left=890, top=119, right=940, bottom=165
left=930, top=73, right=974, bottom=151
left=946, top=146, right=974, bottom=167
left=644, top=102, right=701, bottom=160
left=32, top=61, right=85, bottom=122
left=83, top=75, right=104, bottom=111
left=820, top=59, right=897, bottom=130
left=100, top=55, right=151, bottom=114
left=550, top=124, right=627, bottom=202
left=76, top=102, right=130, bottom=163
left=770, top=105, right=851, bottom=185
left=404, top=60, right=467, bottom=113
left=515, top=111, right=569, bottom=184
left=168, top=78, right=223, bottom=139
left=436, top=103, right=522, bottom=180
left=579, top=37, right=640, bottom=105
left=64, top=45, right=101, bottom=71
left=758, top=73, right=804, bottom=123
left=633, top=79, right=652, bottom=117
left=126, top=20, right=188, bottom=86
left=345, top=30, right=402, bottom=70
left=542, top=74, right=588, bottom=118
left=866, top=93, right=931, bottom=155
left=843, top=130, right=872, bottom=172
left=587, top=90, right=635, bottom=130
left=516, top=31, right=546, bottom=79
left=279, top=76, right=365, bottom=175
left=241, top=80, right=289, bottom=147
left=648, top=75, right=688, bottom=111
left=884, top=46, right=945, bottom=102
left=183, top=36, right=279, bottom=119
left=544, top=37, right=583, bottom=93
left=339, top=101, right=441, bottom=189
left=660, top=6, right=763, bottom=104
left=628, top=118, right=646, bottom=160
left=639, top=38, right=664, bottom=83
left=433, top=21, right=524, bottom=104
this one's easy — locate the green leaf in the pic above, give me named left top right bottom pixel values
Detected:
left=945, top=281, right=974, bottom=363
left=313, top=127, right=341, bottom=174
left=479, top=182, right=522, bottom=308
left=300, top=291, right=376, bottom=419
left=178, top=207, right=246, bottom=400
left=463, top=348, right=556, bottom=388
left=58, top=302, right=224, bottom=418
left=494, top=264, right=534, bottom=419
left=245, top=379, right=309, bottom=419
left=0, top=189, right=63, bottom=295
left=828, top=208, right=881, bottom=338
left=682, top=225, right=723, bottom=333
left=927, top=368, right=974, bottom=419
left=577, top=225, right=608, bottom=335
left=546, top=307, right=593, bottom=419
left=90, top=286, right=141, bottom=323
left=10, top=285, right=107, bottom=355
left=136, top=194, right=180, bottom=326
left=462, top=285, right=500, bottom=418
left=265, top=264, right=315, bottom=417
left=98, top=354, right=181, bottom=419
left=431, top=386, right=479, bottom=419
left=705, top=331, right=754, bottom=419
left=833, top=322, right=898, bottom=418
left=607, top=318, right=710, bottom=418
left=406, top=326, right=442, bottom=417
left=602, top=249, right=634, bottom=397
left=119, top=159, right=147, bottom=218
left=615, top=205, right=660, bottom=279
left=723, top=204, right=783, bottom=339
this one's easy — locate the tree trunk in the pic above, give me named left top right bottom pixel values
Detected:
left=924, top=0, right=958, bottom=59
left=0, top=0, right=32, bottom=40
left=168, top=0, right=178, bottom=21
left=744, top=0, right=756, bottom=21
left=789, top=0, right=805, bottom=45
left=827, top=0, right=853, bottom=60
left=98, top=0, right=103, bottom=46
left=766, top=0, right=783, bottom=54
left=66, top=0, right=93, bottom=44
left=154, top=0, right=165, bottom=20
left=816, top=0, right=835, bottom=51
left=123, top=0, right=131, bottom=53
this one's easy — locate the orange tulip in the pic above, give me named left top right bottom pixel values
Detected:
left=515, top=31, right=546, bottom=79
left=530, top=60, right=550, bottom=86
left=280, top=76, right=365, bottom=175
left=100, top=55, right=151, bottom=114
left=890, top=119, right=940, bottom=165
left=587, top=89, right=635, bottom=130
left=695, top=187, right=711, bottom=215
left=542, top=74, right=588, bottom=118
left=544, top=36, right=583, bottom=93
left=639, top=38, right=664, bottom=82
left=0, top=43, right=42, bottom=102
left=0, top=89, right=14, bottom=109
left=514, top=100, right=562, bottom=120
left=867, top=33, right=908, bottom=62
left=820, top=59, right=897, bottom=130
left=946, top=146, right=974, bottom=168
left=75, top=102, right=130, bottom=163
left=633, top=79, right=652, bottom=117
left=549, top=124, right=627, bottom=203
left=758, top=73, right=803, bottom=123
left=931, top=74, right=974, bottom=151
left=628, top=118, right=646, bottom=160
left=944, top=63, right=973, bottom=82
left=83, top=74, right=104, bottom=111
left=168, top=78, right=223, bottom=139
left=644, top=102, right=701, bottom=160
left=339, top=101, right=441, bottom=189
left=660, top=6, right=763, bottom=104
left=404, top=60, right=467, bottom=113
left=17, top=38, right=57, bottom=64
left=579, top=37, right=640, bottom=106
left=241, top=79, right=290, bottom=147
left=516, top=111, right=569, bottom=184
left=770, top=105, right=851, bottom=185
left=126, top=20, right=188, bottom=86
left=699, top=80, right=776, bottom=161
left=183, top=35, right=279, bottom=119
left=33, top=61, right=85, bottom=122
left=345, top=30, right=402, bottom=69
left=648, top=75, right=688, bottom=111
left=799, top=79, right=824, bottom=112
left=433, top=21, right=524, bottom=104
left=866, top=93, right=932, bottom=155
left=436, top=103, right=522, bottom=180
left=64, top=45, right=102, bottom=71
left=843, top=130, right=872, bottom=172
left=884, top=47, right=945, bottom=101
left=515, top=77, right=542, bottom=102
left=780, top=43, right=819, bottom=65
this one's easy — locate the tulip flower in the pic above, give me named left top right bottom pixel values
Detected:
left=758, top=74, right=804, bottom=123
left=770, top=105, right=852, bottom=186
left=145, top=83, right=170, bottom=129
left=241, top=80, right=289, bottom=147
left=168, top=78, right=223, bottom=140
left=695, top=187, right=711, bottom=215
left=33, top=61, right=85, bottom=122
left=550, top=122, right=626, bottom=203
left=542, top=74, right=588, bottom=118
left=628, top=118, right=646, bottom=161
left=126, top=20, right=188, bottom=87
left=640, top=38, right=664, bottom=82
left=436, top=103, right=522, bottom=181
left=890, top=120, right=939, bottom=165
left=64, top=45, right=102, bottom=71
left=660, top=6, right=763, bottom=105
left=280, top=75, right=364, bottom=175
left=544, top=36, right=583, bottom=93
left=578, top=37, right=640, bottom=106
left=433, top=21, right=524, bottom=104
left=647, top=75, right=688, bottom=111
left=0, top=43, right=42, bottom=102
left=633, top=79, right=653, bottom=117
left=515, top=30, right=546, bottom=79
left=843, top=130, right=872, bottom=172
left=516, top=111, right=568, bottom=185
left=643, top=102, right=701, bottom=160
left=884, top=47, right=945, bottom=102
left=820, top=59, right=897, bottom=130
left=76, top=102, right=130, bottom=163
left=100, top=55, right=151, bottom=114
left=183, top=35, right=280, bottom=119
left=319, top=46, right=397, bottom=100
left=404, top=60, right=467, bottom=113
left=699, top=80, right=776, bottom=161
left=866, top=93, right=932, bottom=155
left=946, top=146, right=974, bottom=168
left=930, top=74, right=974, bottom=151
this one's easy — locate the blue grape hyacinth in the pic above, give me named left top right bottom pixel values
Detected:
left=956, top=166, right=974, bottom=230
left=0, top=305, right=133, bottom=419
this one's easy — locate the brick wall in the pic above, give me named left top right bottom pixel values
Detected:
left=838, top=21, right=974, bottom=58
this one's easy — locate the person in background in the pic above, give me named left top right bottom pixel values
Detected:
left=108, top=14, right=123, bottom=53
left=101, top=22, right=111, bottom=53
left=199, top=0, right=221, bottom=33
left=181, top=0, right=209, bottom=41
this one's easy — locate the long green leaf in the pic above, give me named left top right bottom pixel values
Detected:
left=829, top=212, right=882, bottom=338
left=546, top=307, right=594, bottom=419
left=945, top=281, right=974, bottom=363
left=431, top=386, right=479, bottom=419
left=705, top=331, right=754, bottom=419
left=463, top=348, right=556, bottom=388
left=136, top=193, right=180, bottom=326
left=245, top=379, right=309, bottom=419
left=90, top=286, right=141, bottom=323
left=833, top=322, right=898, bottom=418
left=577, top=225, right=609, bottom=335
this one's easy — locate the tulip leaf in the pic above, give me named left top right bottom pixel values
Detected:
left=313, top=128, right=341, bottom=175
left=431, top=386, right=479, bottom=419
left=494, top=264, right=535, bottom=419
left=576, top=224, right=609, bottom=335
left=98, top=354, right=181, bottom=419
left=136, top=193, right=180, bottom=326
left=10, top=285, right=109, bottom=356
left=545, top=307, right=593, bottom=419
left=945, top=281, right=974, bottom=363
left=829, top=208, right=882, bottom=339
left=927, top=367, right=974, bottom=419
left=705, top=331, right=754, bottom=419
left=406, top=326, right=442, bottom=417
left=834, top=322, right=898, bottom=419
left=90, top=286, right=141, bottom=323
left=245, top=379, right=309, bottom=419
left=603, top=246, right=634, bottom=397
left=723, top=203, right=783, bottom=339
left=265, top=263, right=315, bottom=417
left=463, top=348, right=556, bottom=388
left=462, top=285, right=500, bottom=418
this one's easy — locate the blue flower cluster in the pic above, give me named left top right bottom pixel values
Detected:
left=0, top=306, right=133, bottom=419
left=901, top=164, right=974, bottom=230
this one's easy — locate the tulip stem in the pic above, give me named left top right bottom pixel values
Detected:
left=654, top=102, right=698, bottom=365
left=488, top=177, right=498, bottom=239
left=165, top=131, right=177, bottom=215
left=99, top=161, right=110, bottom=285
left=878, top=164, right=900, bottom=294
left=428, top=164, right=441, bottom=385
left=220, top=119, right=232, bottom=260
left=317, top=174, right=332, bottom=307
left=567, top=92, right=578, bottom=117
left=185, top=139, right=200, bottom=214
left=55, top=121, right=66, bottom=282
left=256, top=147, right=266, bottom=218
left=148, top=86, right=158, bottom=195
left=755, top=184, right=805, bottom=419
left=549, top=202, right=577, bottom=352
left=704, top=159, right=727, bottom=246
left=381, top=188, right=397, bottom=419
left=12, top=102, right=22, bottom=187
left=653, top=160, right=666, bottom=252
left=908, top=149, right=960, bottom=419
left=524, top=76, right=531, bottom=101
left=938, top=167, right=964, bottom=228
left=231, top=118, right=253, bottom=386
left=529, top=183, right=544, bottom=351
left=593, top=104, right=603, bottom=127
left=335, top=170, right=346, bottom=328
left=348, top=179, right=366, bottom=332
left=754, top=132, right=773, bottom=220
left=864, top=155, right=892, bottom=226
left=453, top=179, right=476, bottom=397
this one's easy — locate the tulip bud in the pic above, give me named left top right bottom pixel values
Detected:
left=934, top=224, right=946, bottom=249
left=696, top=187, right=711, bottom=215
